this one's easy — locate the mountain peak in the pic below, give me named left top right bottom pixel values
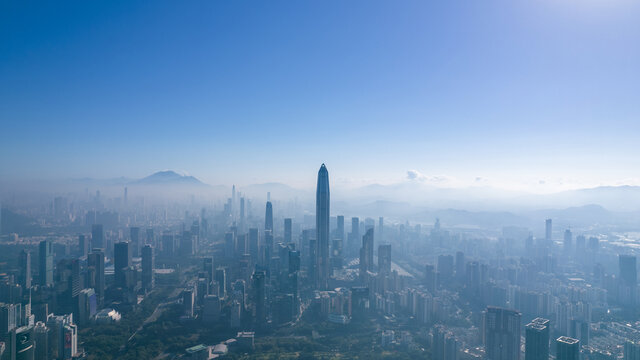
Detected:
left=134, top=170, right=206, bottom=186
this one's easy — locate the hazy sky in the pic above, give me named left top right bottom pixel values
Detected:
left=1, top=0, right=639, bottom=192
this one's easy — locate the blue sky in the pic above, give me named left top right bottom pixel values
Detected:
left=1, top=0, right=639, bottom=192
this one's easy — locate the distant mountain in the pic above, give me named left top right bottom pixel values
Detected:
left=133, top=171, right=208, bottom=186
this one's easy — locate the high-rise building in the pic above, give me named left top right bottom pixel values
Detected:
left=265, top=201, right=273, bottom=232
left=251, top=270, right=266, bottom=327
left=556, top=336, right=579, bottom=360
left=336, top=215, right=345, bottom=242
left=545, top=219, right=552, bottom=244
left=525, top=318, right=550, bottom=360
left=46, top=313, right=78, bottom=359
left=563, top=229, right=572, bottom=253
left=350, top=217, right=360, bottom=257
left=378, top=217, right=384, bottom=243
left=215, top=268, right=226, bottom=299
left=316, top=164, right=330, bottom=290
left=359, top=229, right=374, bottom=280
left=620, top=254, right=638, bottom=286
left=38, top=240, right=53, bottom=287
left=130, top=227, right=140, bottom=258
left=142, top=245, right=154, bottom=292
left=91, top=224, right=104, bottom=250
left=79, top=234, right=89, bottom=258
left=19, top=250, right=31, bottom=289
left=284, top=218, right=292, bottom=244
left=114, top=242, right=131, bottom=288
left=378, top=244, right=391, bottom=275
left=88, top=249, right=105, bottom=305
left=484, top=306, right=521, bottom=360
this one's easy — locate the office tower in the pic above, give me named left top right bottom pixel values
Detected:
left=484, top=307, right=521, bottom=360
left=336, top=216, right=345, bottom=241
left=38, top=240, right=53, bottom=287
left=33, top=321, right=48, bottom=360
left=525, top=318, right=550, bottom=360
left=378, top=217, right=384, bottom=243
left=425, top=264, right=438, bottom=292
left=78, top=234, right=89, bottom=258
left=265, top=201, right=273, bottom=232
left=350, top=217, right=360, bottom=257
left=455, top=251, right=465, bottom=280
left=130, top=226, right=140, bottom=257
left=378, top=244, right=391, bottom=275
left=625, top=341, right=640, bottom=360
left=19, top=250, right=31, bottom=289
left=251, top=270, right=266, bottom=327
left=438, top=254, right=454, bottom=281
left=249, top=228, right=259, bottom=264
left=0, top=303, right=17, bottom=339
left=183, top=288, right=195, bottom=317
left=556, top=336, right=579, bottom=360
left=77, top=288, right=97, bottom=325
left=142, top=245, right=154, bottom=292
left=284, top=218, right=292, bottom=244
left=88, top=249, right=105, bottom=305
left=55, top=258, right=81, bottom=315
left=545, top=219, right=552, bottom=243
left=6, top=325, right=35, bottom=360
left=563, top=229, right=572, bottom=253
left=215, top=268, right=226, bottom=299
left=202, top=295, right=221, bottom=323
left=114, top=242, right=131, bottom=288
left=620, top=255, right=638, bottom=286
left=91, top=224, right=104, bottom=250
left=161, top=232, right=175, bottom=256
left=316, top=164, right=330, bottom=290
left=46, top=313, right=78, bottom=359
left=359, top=229, right=374, bottom=279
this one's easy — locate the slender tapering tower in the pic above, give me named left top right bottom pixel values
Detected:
left=316, top=163, right=330, bottom=289
left=265, top=201, right=273, bottom=232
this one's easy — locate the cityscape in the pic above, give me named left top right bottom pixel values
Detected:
left=2, top=1, right=640, bottom=359
left=2, top=164, right=640, bottom=359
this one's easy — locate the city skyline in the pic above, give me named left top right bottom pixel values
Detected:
left=2, top=1, right=640, bottom=192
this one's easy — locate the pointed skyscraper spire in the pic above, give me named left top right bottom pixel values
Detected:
left=316, top=163, right=330, bottom=290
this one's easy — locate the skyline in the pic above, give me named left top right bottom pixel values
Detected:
left=2, top=0, right=640, bottom=192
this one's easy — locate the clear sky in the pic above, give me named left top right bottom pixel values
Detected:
left=1, top=0, right=639, bottom=192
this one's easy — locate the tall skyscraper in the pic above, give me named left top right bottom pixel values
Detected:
left=455, top=251, right=465, bottom=280
left=114, top=242, right=131, bottom=288
left=563, top=229, right=572, bottom=253
left=284, top=218, right=292, bottom=244
left=38, top=240, right=53, bottom=287
left=350, top=217, right=360, bottom=257
left=378, top=217, right=384, bottom=243
left=336, top=215, right=345, bottom=242
left=525, top=318, right=550, bottom=360
left=88, top=249, right=105, bottom=305
left=619, top=254, right=638, bottom=286
left=359, top=229, right=374, bottom=280
left=142, top=244, right=154, bottom=292
left=79, top=234, right=89, bottom=258
left=130, top=226, right=140, bottom=258
left=265, top=201, right=273, bottom=232
left=545, top=219, right=552, bottom=244
left=316, top=164, right=330, bottom=290
left=19, top=249, right=31, bottom=289
left=556, top=336, right=579, bottom=360
left=91, top=224, right=104, bottom=250
left=378, top=244, right=391, bottom=275
left=484, top=306, right=521, bottom=360
left=251, top=270, right=266, bottom=327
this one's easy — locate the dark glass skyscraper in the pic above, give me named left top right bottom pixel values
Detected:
left=91, top=224, right=104, bottom=250
left=525, top=318, right=550, bottom=360
left=316, top=163, right=330, bottom=290
left=39, top=240, right=53, bottom=287
left=556, top=336, right=579, bottom=360
left=19, top=249, right=31, bottom=289
left=265, top=201, right=273, bottom=232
